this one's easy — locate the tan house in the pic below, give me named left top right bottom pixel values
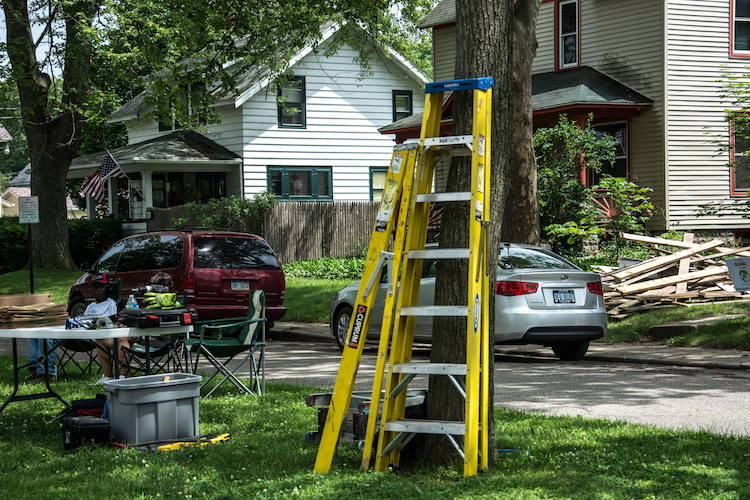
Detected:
left=383, top=0, right=750, bottom=238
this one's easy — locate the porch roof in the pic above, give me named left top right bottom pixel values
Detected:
left=70, top=131, right=241, bottom=172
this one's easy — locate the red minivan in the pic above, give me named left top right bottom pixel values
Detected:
left=67, top=230, right=286, bottom=325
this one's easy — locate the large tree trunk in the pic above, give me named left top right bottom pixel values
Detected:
left=501, top=0, right=541, bottom=245
left=3, top=0, right=98, bottom=270
left=425, top=0, right=514, bottom=465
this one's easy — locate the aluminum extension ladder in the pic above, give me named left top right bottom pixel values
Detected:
left=314, top=77, right=493, bottom=477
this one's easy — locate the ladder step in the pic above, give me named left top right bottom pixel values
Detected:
left=400, top=306, right=468, bottom=317
left=392, top=363, right=467, bottom=376
left=408, top=248, right=470, bottom=260
left=416, top=192, right=472, bottom=203
left=423, top=135, right=473, bottom=149
left=384, top=419, right=466, bottom=435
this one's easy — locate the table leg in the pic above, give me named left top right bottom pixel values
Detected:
left=0, top=339, right=69, bottom=414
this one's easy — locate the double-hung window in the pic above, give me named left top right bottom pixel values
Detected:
left=558, top=0, right=579, bottom=70
left=590, top=123, right=628, bottom=185
left=268, top=167, right=332, bottom=200
left=392, top=90, right=413, bottom=122
left=278, top=77, right=306, bottom=128
left=370, top=167, right=388, bottom=201
left=733, top=0, right=750, bottom=56
left=731, top=117, right=750, bottom=194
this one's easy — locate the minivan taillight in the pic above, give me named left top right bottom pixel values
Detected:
left=495, top=280, right=539, bottom=296
left=587, top=282, right=603, bottom=295
left=181, top=273, right=196, bottom=294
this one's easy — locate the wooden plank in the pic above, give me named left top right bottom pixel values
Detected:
left=675, top=233, right=694, bottom=294
left=610, top=239, right=724, bottom=281
left=690, top=245, right=750, bottom=264
left=614, top=266, right=729, bottom=294
left=622, top=232, right=750, bottom=258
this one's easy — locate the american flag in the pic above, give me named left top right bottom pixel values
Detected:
left=80, top=151, right=127, bottom=204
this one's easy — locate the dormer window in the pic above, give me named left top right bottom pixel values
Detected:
left=558, top=0, right=579, bottom=70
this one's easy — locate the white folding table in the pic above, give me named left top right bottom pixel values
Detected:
left=0, top=324, right=192, bottom=413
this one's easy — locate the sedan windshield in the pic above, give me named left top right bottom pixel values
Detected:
left=498, top=246, right=576, bottom=270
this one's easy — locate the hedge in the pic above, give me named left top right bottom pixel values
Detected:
left=0, top=217, right=123, bottom=274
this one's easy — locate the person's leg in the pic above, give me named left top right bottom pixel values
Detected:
left=95, top=339, right=114, bottom=378
left=44, top=339, right=57, bottom=377
left=116, top=338, right=133, bottom=377
left=27, top=339, right=42, bottom=378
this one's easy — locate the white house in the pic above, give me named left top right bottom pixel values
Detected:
left=386, top=0, right=750, bottom=240
left=70, top=24, right=428, bottom=220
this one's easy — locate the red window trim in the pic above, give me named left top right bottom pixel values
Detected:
left=554, top=0, right=580, bottom=72
left=731, top=0, right=750, bottom=58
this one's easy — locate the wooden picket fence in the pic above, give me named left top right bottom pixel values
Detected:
left=147, top=201, right=379, bottom=264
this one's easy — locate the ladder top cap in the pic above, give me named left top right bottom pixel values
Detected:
left=426, top=77, right=494, bottom=93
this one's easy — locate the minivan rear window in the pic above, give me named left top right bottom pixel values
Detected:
left=193, top=237, right=280, bottom=270
left=117, top=235, right=184, bottom=272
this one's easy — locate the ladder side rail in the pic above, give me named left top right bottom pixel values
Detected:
left=464, top=86, right=492, bottom=476
left=314, top=145, right=416, bottom=474
left=374, top=90, right=445, bottom=471
left=361, top=152, right=420, bottom=470
left=480, top=88, right=493, bottom=473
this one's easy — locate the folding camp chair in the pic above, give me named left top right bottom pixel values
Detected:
left=185, top=289, right=266, bottom=398
left=57, top=279, right=123, bottom=380
left=121, top=334, right=185, bottom=375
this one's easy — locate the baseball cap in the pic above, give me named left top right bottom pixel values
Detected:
left=90, top=273, right=110, bottom=285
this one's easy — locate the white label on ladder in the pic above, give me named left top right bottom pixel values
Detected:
left=475, top=200, right=483, bottom=222
left=478, top=135, right=485, bottom=157
left=392, top=153, right=404, bottom=174
left=473, top=293, right=480, bottom=333
left=376, top=180, right=399, bottom=232
left=477, top=163, right=485, bottom=193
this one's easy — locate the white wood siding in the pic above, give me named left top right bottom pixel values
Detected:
left=665, top=0, right=750, bottom=231
left=532, top=2, right=555, bottom=74
left=241, top=43, right=425, bottom=201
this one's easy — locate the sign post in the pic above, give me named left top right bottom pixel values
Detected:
left=18, top=196, right=39, bottom=294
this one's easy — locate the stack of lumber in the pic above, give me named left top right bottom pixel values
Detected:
left=595, top=233, right=750, bottom=319
left=0, top=294, right=67, bottom=328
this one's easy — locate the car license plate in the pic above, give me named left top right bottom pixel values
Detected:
left=231, top=280, right=250, bottom=291
left=553, top=290, right=575, bottom=304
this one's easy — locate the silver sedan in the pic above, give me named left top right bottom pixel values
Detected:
left=329, top=243, right=607, bottom=360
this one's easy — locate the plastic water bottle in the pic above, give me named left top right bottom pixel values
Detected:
left=126, top=295, right=138, bottom=309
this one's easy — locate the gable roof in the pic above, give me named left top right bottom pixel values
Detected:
left=70, top=131, right=241, bottom=170
left=418, top=0, right=456, bottom=29
left=107, top=23, right=428, bottom=123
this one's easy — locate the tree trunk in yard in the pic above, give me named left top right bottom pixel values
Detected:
left=3, top=0, right=98, bottom=270
left=501, top=0, right=541, bottom=245
left=425, top=0, right=514, bottom=465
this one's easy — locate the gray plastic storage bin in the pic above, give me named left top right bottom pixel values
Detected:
left=104, top=373, right=201, bottom=444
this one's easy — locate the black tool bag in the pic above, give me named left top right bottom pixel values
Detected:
left=118, top=307, right=198, bottom=329
left=59, top=395, right=110, bottom=450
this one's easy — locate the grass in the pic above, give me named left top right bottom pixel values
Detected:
left=0, top=367, right=748, bottom=499
left=282, top=277, right=356, bottom=323
left=0, top=268, right=83, bottom=305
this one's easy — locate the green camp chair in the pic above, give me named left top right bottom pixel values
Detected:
left=185, top=289, right=266, bottom=398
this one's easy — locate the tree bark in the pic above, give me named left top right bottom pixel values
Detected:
left=3, top=0, right=98, bottom=270
left=501, top=0, right=541, bottom=245
left=426, top=0, right=514, bottom=466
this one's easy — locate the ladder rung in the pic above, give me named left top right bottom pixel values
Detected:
left=408, top=248, right=470, bottom=260
left=384, top=419, right=466, bottom=435
left=400, top=306, right=468, bottom=317
left=423, top=135, right=473, bottom=149
left=416, top=192, right=472, bottom=203
left=392, top=363, right=466, bottom=376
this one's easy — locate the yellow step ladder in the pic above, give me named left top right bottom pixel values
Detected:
left=314, top=77, right=493, bottom=477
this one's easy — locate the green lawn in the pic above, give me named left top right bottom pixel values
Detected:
left=0, top=371, right=748, bottom=499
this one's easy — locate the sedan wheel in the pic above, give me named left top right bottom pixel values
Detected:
left=68, top=296, right=87, bottom=317
left=333, top=305, right=352, bottom=351
left=551, top=340, right=589, bottom=361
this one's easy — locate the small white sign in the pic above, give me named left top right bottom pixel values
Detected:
left=18, top=196, right=39, bottom=224
left=726, top=257, right=750, bottom=292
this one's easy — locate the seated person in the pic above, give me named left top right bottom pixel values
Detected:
left=89, top=274, right=128, bottom=384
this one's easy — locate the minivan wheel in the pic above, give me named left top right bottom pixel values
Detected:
left=68, top=296, right=87, bottom=317
left=551, top=340, right=589, bottom=361
left=333, top=305, right=352, bottom=351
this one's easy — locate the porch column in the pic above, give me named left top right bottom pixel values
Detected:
left=142, top=171, right=154, bottom=218
left=107, top=177, right=118, bottom=217
left=85, top=194, right=94, bottom=220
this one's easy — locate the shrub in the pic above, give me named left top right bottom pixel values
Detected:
left=283, top=257, right=365, bottom=280
left=0, top=217, right=28, bottom=274
left=173, top=192, right=276, bottom=236
left=67, top=217, right=123, bottom=267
